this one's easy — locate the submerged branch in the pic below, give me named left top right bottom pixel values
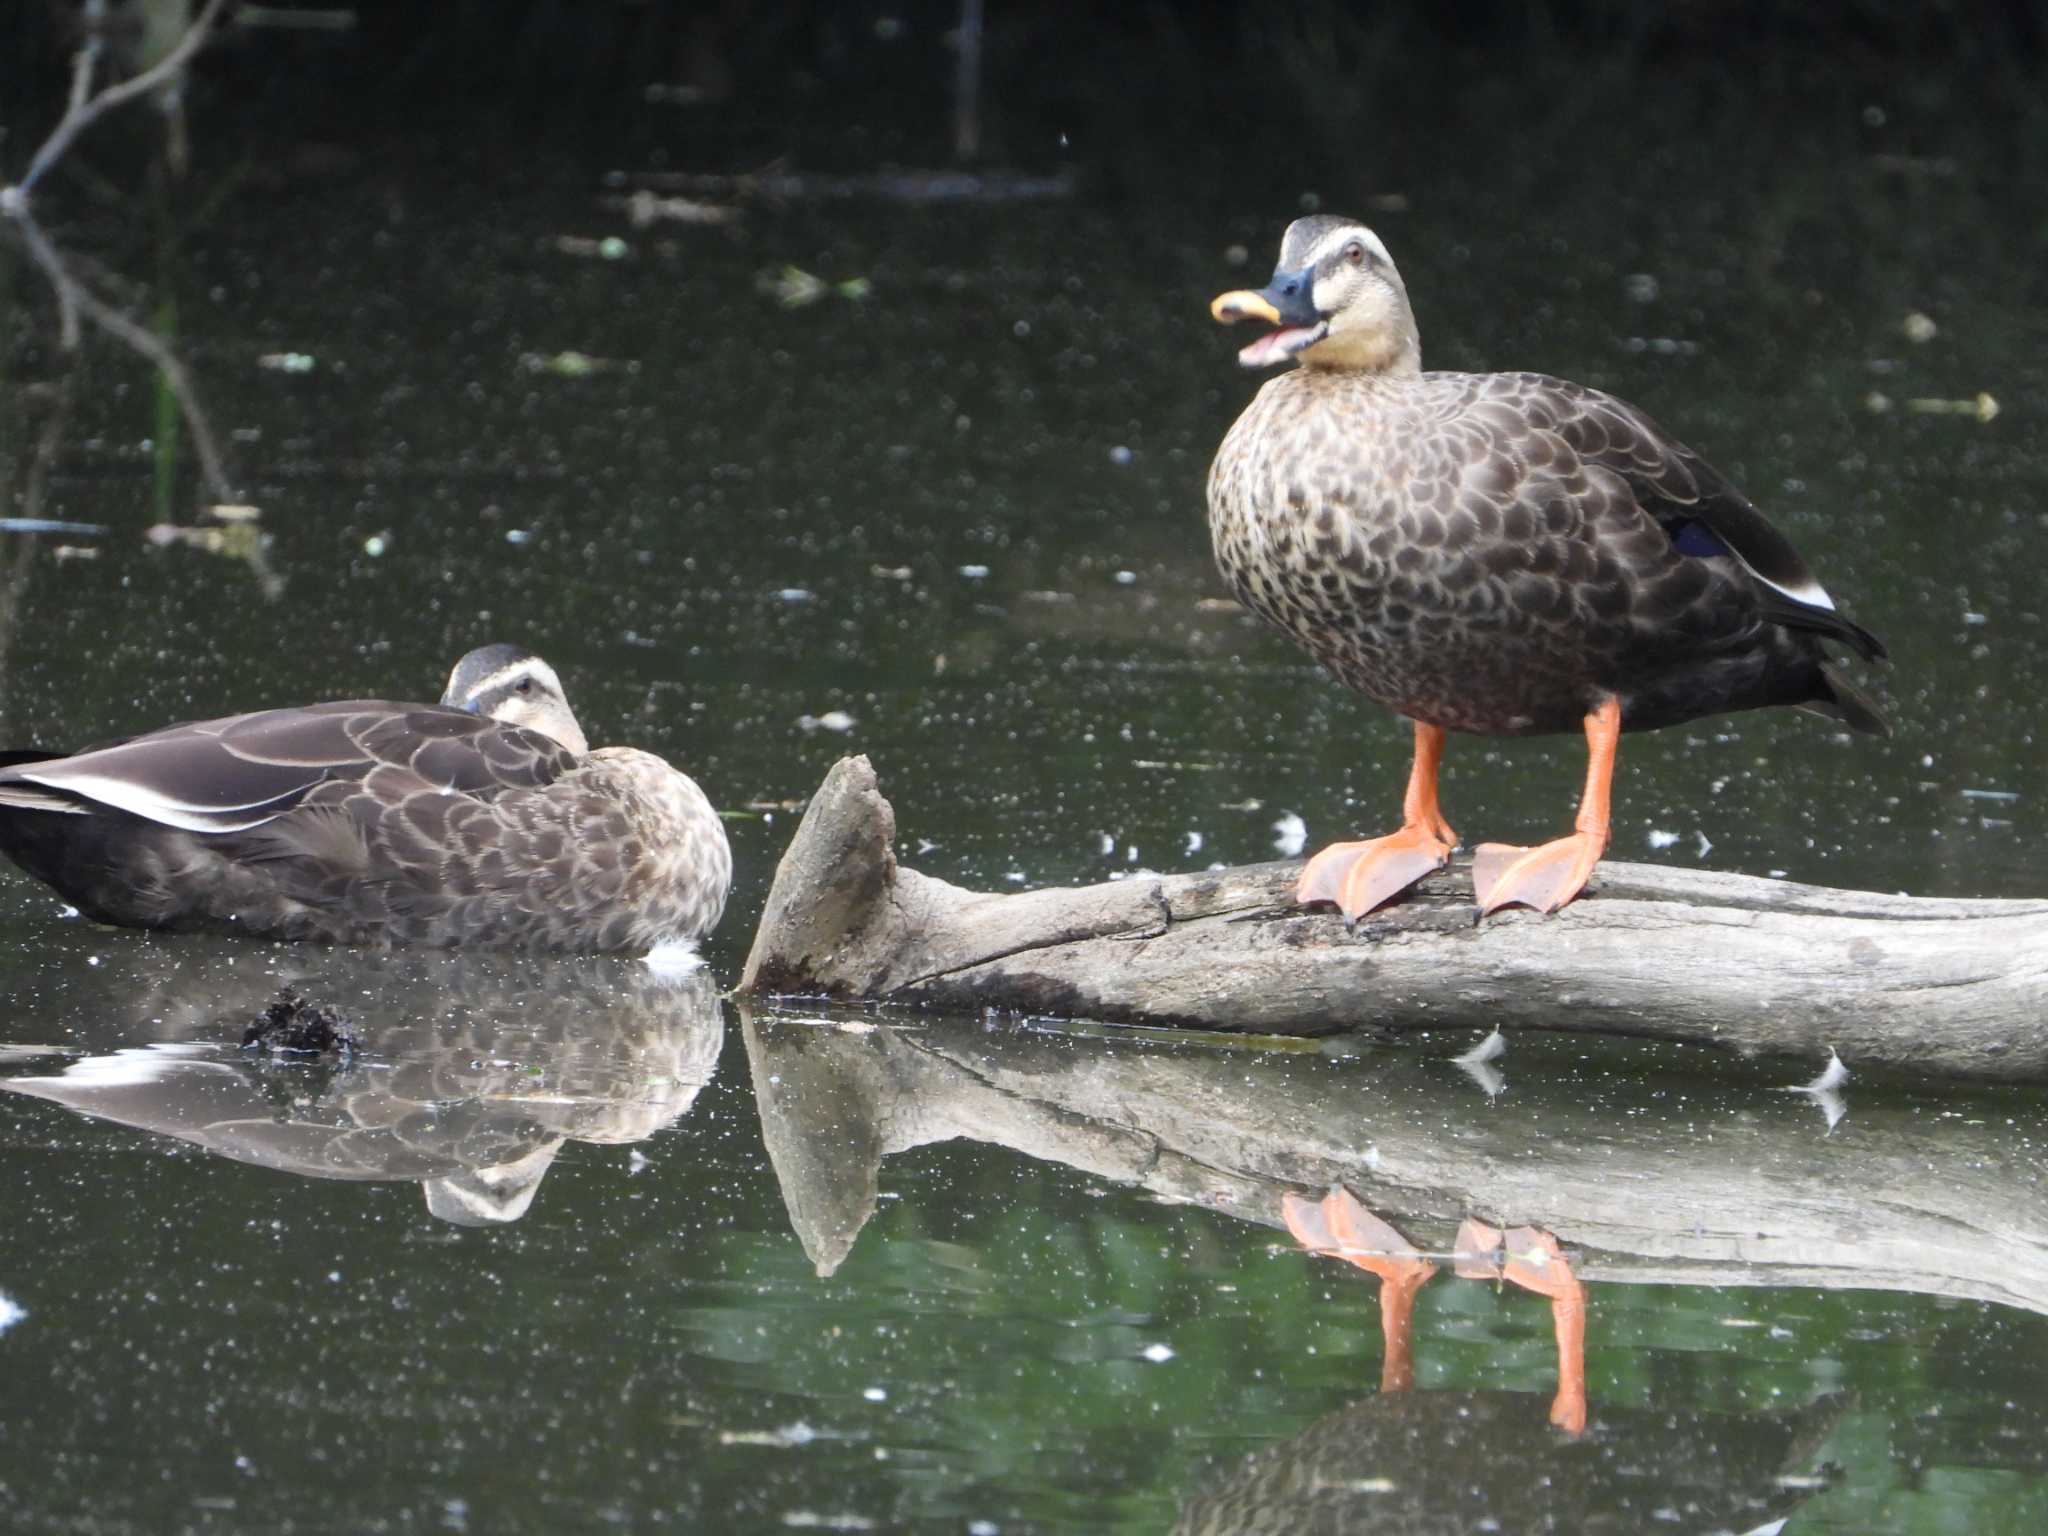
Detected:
left=6, top=211, right=238, bottom=507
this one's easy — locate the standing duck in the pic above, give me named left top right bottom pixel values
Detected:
left=1207, top=216, right=1886, bottom=918
left=0, top=645, right=731, bottom=951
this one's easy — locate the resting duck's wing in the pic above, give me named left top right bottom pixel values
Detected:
left=0, top=701, right=580, bottom=834
left=1500, top=373, right=1885, bottom=663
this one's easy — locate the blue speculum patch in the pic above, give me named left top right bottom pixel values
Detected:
left=1671, top=519, right=1733, bottom=558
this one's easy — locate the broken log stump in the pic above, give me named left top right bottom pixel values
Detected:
left=738, top=756, right=2048, bottom=1081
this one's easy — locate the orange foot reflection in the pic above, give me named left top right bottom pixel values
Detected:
left=1287, top=1188, right=1588, bottom=1435
left=1456, top=1217, right=1588, bottom=1433
left=1284, top=1188, right=1438, bottom=1392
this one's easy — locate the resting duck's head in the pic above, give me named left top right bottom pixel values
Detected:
left=442, top=644, right=590, bottom=755
left=1212, top=216, right=1419, bottom=375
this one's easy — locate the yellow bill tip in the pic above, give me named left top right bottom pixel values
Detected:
left=1211, top=289, right=1281, bottom=325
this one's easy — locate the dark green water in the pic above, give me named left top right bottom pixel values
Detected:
left=4, top=75, right=2047, bottom=1533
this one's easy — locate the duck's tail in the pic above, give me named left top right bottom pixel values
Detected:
left=1801, top=663, right=1890, bottom=737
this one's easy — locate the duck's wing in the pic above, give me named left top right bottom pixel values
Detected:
left=1493, top=373, right=1885, bottom=663
left=0, top=701, right=579, bottom=835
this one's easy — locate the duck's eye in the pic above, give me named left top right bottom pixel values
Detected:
left=515, top=678, right=534, bottom=695
left=1343, top=242, right=1367, bottom=267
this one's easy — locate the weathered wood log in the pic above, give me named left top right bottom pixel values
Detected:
left=740, top=756, right=2048, bottom=1081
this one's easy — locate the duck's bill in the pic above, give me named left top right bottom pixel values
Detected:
left=1233, top=322, right=1328, bottom=369
left=1210, top=288, right=1328, bottom=369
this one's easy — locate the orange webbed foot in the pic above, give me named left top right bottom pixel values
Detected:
left=1297, top=821, right=1457, bottom=920
left=1472, top=831, right=1605, bottom=916
left=1451, top=1216, right=1505, bottom=1279
left=1283, top=1187, right=1438, bottom=1292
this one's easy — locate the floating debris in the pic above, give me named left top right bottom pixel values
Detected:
left=257, top=352, right=316, bottom=373
left=719, top=1422, right=820, bottom=1448
left=1907, top=392, right=1999, bottom=422
left=614, top=190, right=740, bottom=228
left=1778, top=1049, right=1849, bottom=1131
left=145, top=509, right=284, bottom=599
left=552, top=234, right=631, bottom=260
left=1901, top=311, right=1939, bottom=343
left=1452, top=1028, right=1508, bottom=1098
left=518, top=350, right=636, bottom=378
left=243, top=986, right=358, bottom=1061
left=797, top=710, right=857, bottom=734
left=362, top=532, right=390, bottom=557
left=1783, top=1050, right=1850, bottom=1095
left=0, top=517, right=108, bottom=535
left=642, top=942, right=706, bottom=978
left=1271, top=812, right=1307, bottom=857
left=0, top=1289, right=23, bottom=1336
left=1454, top=1029, right=1507, bottom=1066
left=762, top=266, right=871, bottom=308
left=778, top=1514, right=876, bottom=1532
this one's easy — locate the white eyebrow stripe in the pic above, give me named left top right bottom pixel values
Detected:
left=460, top=658, right=564, bottom=706
left=1307, top=224, right=1391, bottom=268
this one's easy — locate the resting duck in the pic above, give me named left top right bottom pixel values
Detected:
left=1208, top=215, right=1886, bottom=918
left=0, top=645, right=731, bottom=951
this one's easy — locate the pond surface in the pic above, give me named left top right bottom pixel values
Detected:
left=3, top=59, right=2047, bottom=1534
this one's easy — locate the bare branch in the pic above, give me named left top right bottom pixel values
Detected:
left=5, top=0, right=229, bottom=207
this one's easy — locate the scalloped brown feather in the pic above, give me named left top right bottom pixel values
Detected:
left=1208, top=362, right=1886, bottom=738
left=0, top=696, right=730, bottom=952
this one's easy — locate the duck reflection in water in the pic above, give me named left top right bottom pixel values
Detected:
left=1174, top=1185, right=1844, bottom=1536
left=0, top=953, right=723, bottom=1225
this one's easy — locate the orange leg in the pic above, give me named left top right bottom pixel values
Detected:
left=1472, top=696, right=1622, bottom=916
left=1297, top=721, right=1458, bottom=920
left=1496, top=1227, right=1590, bottom=1435
left=1282, top=1188, right=1438, bottom=1394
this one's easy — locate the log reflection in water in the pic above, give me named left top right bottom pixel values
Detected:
left=1, top=946, right=723, bottom=1223
left=741, top=1004, right=2048, bottom=1315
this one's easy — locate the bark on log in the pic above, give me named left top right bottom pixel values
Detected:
left=740, top=756, right=2048, bottom=1082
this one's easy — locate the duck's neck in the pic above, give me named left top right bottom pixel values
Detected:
left=1301, top=322, right=1422, bottom=378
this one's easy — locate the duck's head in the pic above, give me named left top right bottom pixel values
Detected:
left=442, top=644, right=590, bottom=755
left=1212, top=216, right=1420, bottom=375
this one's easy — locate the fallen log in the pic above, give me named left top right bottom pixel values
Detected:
left=739, top=756, right=2048, bottom=1081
